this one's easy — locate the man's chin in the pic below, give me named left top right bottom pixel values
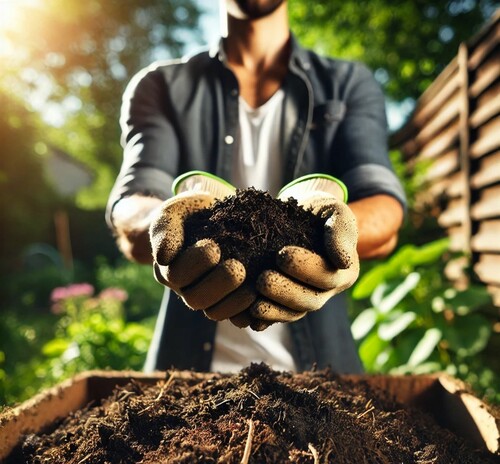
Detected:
left=226, top=0, right=285, bottom=20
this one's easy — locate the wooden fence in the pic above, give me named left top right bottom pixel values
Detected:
left=390, top=10, right=500, bottom=305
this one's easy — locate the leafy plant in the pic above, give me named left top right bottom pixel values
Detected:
left=43, top=283, right=153, bottom=376
left=350, top=238, right=499, bottom=403
left=0, top=281, right=154, bottom=406
left=94, top=257, right=164, bottom=320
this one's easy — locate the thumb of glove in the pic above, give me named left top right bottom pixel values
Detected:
left=278, top=174, right=357, bottom=269
left=150, top=192, right=216, bottom=265
left=150, top=171, right=236, bottom=265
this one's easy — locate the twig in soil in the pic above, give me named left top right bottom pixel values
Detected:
left=240, top=419, right=255, bottom=464
left=77, top=454, right=93, bottom=464
left=245, top=388, right=261, bottom=400
left=155, top=372, right=176, bottom=401
left=117, top=390, right=135, bottom=402
left=308, top=443, right=320, bottom=464
left=357, top=405, right=375, bottom=419
left=139, top=373, right=177, bottom=415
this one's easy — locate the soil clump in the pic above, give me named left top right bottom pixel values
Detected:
left=184, top=188, right=324, bottom=282
left=6, top=363, right=498, bottom=464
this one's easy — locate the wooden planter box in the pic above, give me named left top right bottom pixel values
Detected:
left=0, top=370, right=498, bottom=460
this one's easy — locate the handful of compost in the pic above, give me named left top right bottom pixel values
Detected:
left=150, top=171, right=359, bottom=330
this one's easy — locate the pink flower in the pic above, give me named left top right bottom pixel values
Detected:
left=99, top=287, right=128, bottom=302
left=50, top=283, right=95, bottom=302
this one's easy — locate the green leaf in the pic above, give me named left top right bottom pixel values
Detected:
left=358, top=332, right=389, bottom=372
left=407, top=238, right=450, bottom=266
left=443, top=314, right=491, bottom=356
left=351, top=308, right=378, bottom=340
left=42, top=338, right=70, bottom=357
left=383, top=244, right=418, bottom=275
left=378, top=311, right=417, bottom=340
left=352, top=239, right=449, bottom=300
left=378, top=272, right=420, bottom=314
left=352, top=263, right=390, bottom=300
left=390, top=361, right=442, bottom=375
left=408, top=328, right=442, bottom=367
left=370, top=283, right=388, bottom=307
left=443, top=286, right=492, bottom=315
left=374, top=346, right=397, bottom=372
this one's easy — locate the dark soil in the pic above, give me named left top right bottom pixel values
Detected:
left=6, top=363, right=498, bottom=464
left=184, top=188, right=324, bottom=282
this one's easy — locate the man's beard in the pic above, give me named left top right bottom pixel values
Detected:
left=233, top=0, right=285, bottom=19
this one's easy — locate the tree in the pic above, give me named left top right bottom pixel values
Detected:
left=1, top=0, right=202, bottom=209
left=0, top=91, right=57, bottom=269
left=289, top=0, right=497, bottom=102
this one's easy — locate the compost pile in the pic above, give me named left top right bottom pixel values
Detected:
left=7, top=363, right=497, bottom=464
left=184, top=188, right=325, bottom=282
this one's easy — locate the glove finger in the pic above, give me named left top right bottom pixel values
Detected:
left=150, top=192, right=215, bottom=265
left=277, top=246, right=338, bottom=290
left=250, top=298, right=306, bottom=323
left=154, top=262, right=181, bottom=293
left=181, top=259, right=246, bottom=310
left=204, top=284, right=257, bottom=321
left=250, top=318, right=275, bottom=332
left=230, top=310, right=253, bottom=328
left=257, top=270, right=334, bottom=312
left=229, top=309, right=275, bottom=331
left=323, top=201, right=358, bottom=269
left=167, top=239, right=221, bottom=288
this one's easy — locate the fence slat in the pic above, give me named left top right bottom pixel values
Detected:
left=474, top=254, right=500, bottom=285
left=470, top=151, right=500, bottom=189
left=469, top=58, right=500, bottom=98
left=471, top=185, right=500, bottom=220
left=471, top=220, right=500, bottom=252
left=469, top=90, right=500, bottom=128
left=470, top=116, right=500, bottom=159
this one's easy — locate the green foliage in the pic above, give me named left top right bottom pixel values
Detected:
left=0, top=257, right=160, bottom=407
left=0, top=92, right=58, bottom=268
left=0, top=282, right=154, bottom=406
left=94, top=257, right=164, bottom=320
left=350, top=238, right=500, bottom=403
left=1, top=0, right=202, bottom=209
left=289, top=0, right=497, bottom=101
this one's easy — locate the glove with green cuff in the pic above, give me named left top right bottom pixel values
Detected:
left=251, top=174, right=360, bottom=324
left=149, top=171, right=257, bottom=320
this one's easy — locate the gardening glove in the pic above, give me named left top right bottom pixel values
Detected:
left=150, top=171, right=257, bottom=319
left=251, top=174, right=360, bottom=324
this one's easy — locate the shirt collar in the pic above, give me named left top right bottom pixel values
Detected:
left=209, top=32, right=311, bottom=71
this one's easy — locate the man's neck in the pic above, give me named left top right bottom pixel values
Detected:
left=224, top=2, right=290, bottom=108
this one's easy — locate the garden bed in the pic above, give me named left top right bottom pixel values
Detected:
left=1, top=364, right=499, bottom=463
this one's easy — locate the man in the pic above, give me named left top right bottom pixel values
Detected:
left=106, top=0, right=406, bottom=374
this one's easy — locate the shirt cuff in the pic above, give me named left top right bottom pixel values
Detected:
left=341, top=163, right=407, bottom=210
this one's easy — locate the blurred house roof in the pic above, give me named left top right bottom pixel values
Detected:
left=43, top=146, right=93, bottom=197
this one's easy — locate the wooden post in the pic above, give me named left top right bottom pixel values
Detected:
left=458, top=42, right=471, bottom=254
left=54, top=209, right=73, bottom=272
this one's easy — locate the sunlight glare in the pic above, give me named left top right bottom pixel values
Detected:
left=0, top=0, right=40, bottom=31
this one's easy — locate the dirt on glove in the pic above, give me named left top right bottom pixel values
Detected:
left=184, top=188, right=325, bottom=283
left=6, top=363, right=497, bottom=464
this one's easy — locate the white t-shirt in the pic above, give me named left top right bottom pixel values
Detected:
left=211, top=89, right=297, bottom=373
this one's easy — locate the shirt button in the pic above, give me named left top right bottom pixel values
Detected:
left=225, top=135, right=234, bottom=145
left=230, top=88, right=238, bottom=97
left=203, top=342, right=212, bottom=352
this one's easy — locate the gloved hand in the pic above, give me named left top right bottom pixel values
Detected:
left=150, top=171, right=257, bottom=321
left=250, top=174, right=360, bottom=326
